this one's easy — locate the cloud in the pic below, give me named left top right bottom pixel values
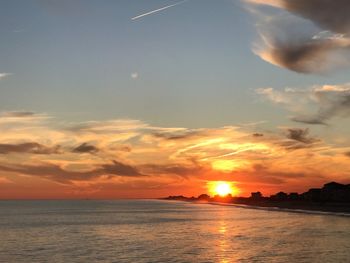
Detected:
left=99, top=160, right=144, bottom=177
left=131, top=72, right=138, bottom=79
left=256, top=32, right=350, bottom=73
left=285, top=128, right=317, bottom=144
left=0, top=160, right=145, bottom=185
left=247, top=0, right=350, bottom=34
left=0, top=163, right=97, bottom=184
left=1, top=111, right=35, bottom=118
left=277, top=128, right=320, bottom=151
left=142, top=163, right=203, bottom=178
left=290, top=116, right=326, bottom=126
left=0, top=73, right=12, bottom=80
left=257, top=83, right=350, bottom=124
left=235, top=164, right=307, bottom=184
left=0, top=111, right=50, bottom=125
left=151, top=130, right=203, bottom=141
left=68, top=119, right=148, bottom=134
left=72, top=143, right=99, bottom=154
left=0, top=111, right=349, bottom=197
left=0, top=142, right=60, bottom=155
left=246, top=0, right=350, bottom=73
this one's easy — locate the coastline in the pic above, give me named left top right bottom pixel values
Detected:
left=162, top=199, right=350, bottom=217
left=207, top=201, right=350, bottom=217
left=163, top=181, right=350, bottom=217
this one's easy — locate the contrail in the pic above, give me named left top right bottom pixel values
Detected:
left=131, top=0, right=188, bottom=21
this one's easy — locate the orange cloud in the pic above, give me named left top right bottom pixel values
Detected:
left=0, top=111, right=349, bottom=199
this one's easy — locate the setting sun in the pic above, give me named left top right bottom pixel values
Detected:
left=207, top=181, right=237, bottom=197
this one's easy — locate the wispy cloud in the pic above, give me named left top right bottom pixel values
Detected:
left=1, top=111, right=36, bottom=118
left=131, top=0, right=188, bottom=21
left=257, top=83, right=350, bottom=124
left=0, top=160, right=145, bottom=185
left=0, top=142, right=60, bottom=155
left=0, top=111, right=349, bottom=197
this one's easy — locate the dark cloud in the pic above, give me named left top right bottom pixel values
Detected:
left=100, top=160, right=144, bottom=177
left=345, top=152, right=350, bottom=158
left=253, top=133, right=264, bottom=137
left=291, top=116, right=327, bottom=125
left=72, top=143, right=99, bottom=154
left=152, top=130, right=202, bottom=141
left=1, top=111, right=36, bottom=118
left=278, top=128, right=319, bottom=151
left=249, top=0, right=350, bottom=73
left=0, top=163, right=97, bottom=184
left=262, top=37, right=349, bottom=73
left=276, top=0, right=350, bottom=34
left=0, top=143, right=60, bottom=155
left=285, top=128, right=317, bottom=144
left=0, top=160, right=145, bottom=184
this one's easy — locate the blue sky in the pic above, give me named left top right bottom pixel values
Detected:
left=1, top=0, right=349, bottom=128
left=1, top=0, right=350, bottom=198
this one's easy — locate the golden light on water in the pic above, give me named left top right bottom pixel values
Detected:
left=207, top=181, right=238, bottom=197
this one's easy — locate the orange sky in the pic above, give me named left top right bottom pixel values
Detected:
left=0, top=112, right=349, bottom=199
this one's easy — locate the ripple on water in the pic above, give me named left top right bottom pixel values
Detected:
left=0, top=200, right=349, bottom=263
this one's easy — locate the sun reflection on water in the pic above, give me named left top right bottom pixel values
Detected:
left=218, top=220, right=231, bottom=263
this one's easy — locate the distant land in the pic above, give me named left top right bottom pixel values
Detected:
left=163, top=182, right=350, bottom=214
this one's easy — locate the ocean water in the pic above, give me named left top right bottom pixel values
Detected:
left=0, top=200, right=349, bottom=263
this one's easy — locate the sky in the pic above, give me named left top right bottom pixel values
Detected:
left=1, top=0, right=350, bottom=199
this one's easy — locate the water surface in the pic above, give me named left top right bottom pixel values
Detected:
left=1, top=200, right=349, bottom=262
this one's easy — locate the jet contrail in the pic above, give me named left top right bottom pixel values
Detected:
left=131, top=0, right=188, bottom=21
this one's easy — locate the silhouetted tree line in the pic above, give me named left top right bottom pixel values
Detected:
left=165, top=182, right=350, bottom=203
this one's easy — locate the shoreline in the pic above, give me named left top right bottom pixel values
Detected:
left=206, top=201, right=350, bottom=217
left=163, top=199, right=350, bottom=217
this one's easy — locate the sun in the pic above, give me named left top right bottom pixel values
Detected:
left=207, top=181, right=236, bottom=197
left=215, top=183, right=231, bottom=196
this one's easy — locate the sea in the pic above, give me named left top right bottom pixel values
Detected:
left=0, top=200, right=349, bottom=263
